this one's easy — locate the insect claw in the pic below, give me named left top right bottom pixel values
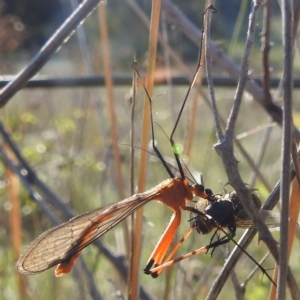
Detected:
left=144, top=259, right=155, bottom=275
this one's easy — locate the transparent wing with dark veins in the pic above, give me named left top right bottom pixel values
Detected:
left=16, top=188, right=161, bottom=275
left=235, top=209, right=281, bottom=228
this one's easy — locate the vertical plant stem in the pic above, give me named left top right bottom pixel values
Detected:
left=248, top=0, right=273, bottom=190
left=270, top=179, right=300, bottom=300
left=261, top=0, right=273, bottom=105
left=128, top=62, right=137, bottom=298
left=277, top=0, right=293, bottom=298
left=98, top=2, right=129, bottom=250
left=4, top=144, right=26, bottom=297
left=130, top=1, right=162, bottom=299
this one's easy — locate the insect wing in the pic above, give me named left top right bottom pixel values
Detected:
left=16, top=190, right=159, bottom=275
left=235, top=209, right=280, bottom=228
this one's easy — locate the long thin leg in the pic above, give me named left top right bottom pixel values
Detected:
left=144, top=208, right=181, bottom=277
left=150, top=227, right=276, bottom=287
left=149, top=226, right=235, bottom=276
left=206, top=227, right=236, bottom=256
left=149, top=245, right=209, bottom=275
left=132, top=65, right=174, bottom=178
left=154, top=224, right=196, bottom=277
left=169, top=5, right=217, bottom=179
left=155, top=204, right=207, bottom=272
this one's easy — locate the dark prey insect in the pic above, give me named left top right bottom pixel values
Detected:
left=148, top=191, right=280, bottom=278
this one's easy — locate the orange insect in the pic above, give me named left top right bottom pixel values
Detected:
left=16, top=5, right=217, bottom=278
left=16, top=178, right=209, bottom=277
left=15, top=57, right=213, bottom=276
left=16, top=50, right=208, bottom=280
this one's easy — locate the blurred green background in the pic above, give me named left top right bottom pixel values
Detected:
left=0, top=0, right=299, bottom=299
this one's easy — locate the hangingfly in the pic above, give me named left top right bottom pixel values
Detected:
left=16, top=5, right=279, bottom=282
left=16, top=54, right=210, bottom=278
left=16, top=5, right=219, bottom=278
left=16, top=178, right=209, bottom=277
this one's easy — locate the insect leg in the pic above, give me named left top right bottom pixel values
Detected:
left=144, top=208, right=181, bottom=277
left=149, top=223, right=196, bottom=277
left=206, top=226, right=236, bottom=253
left=149, top=245, right=210, bottom=275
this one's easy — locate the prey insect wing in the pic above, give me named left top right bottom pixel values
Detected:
left=191, top=192, right=281, bottom=232
left=234, top=209, right=281, bottom=229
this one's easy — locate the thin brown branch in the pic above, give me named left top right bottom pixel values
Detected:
left=3, top=144, right=26, bottom=296
left=293, top=0, right=300, bottom=43
left=231, top=271, right=245, bottom=300
left=205, top=151, right=300, bottom=300
left=213, top=2, right=273, bottom=253
left=261, top=0, right=273, bottom=106
left=204, top=4, right=223, bottom=140
left=128, top=60, right=137, bottom=299
left=0, top=0, right=102, bottom=107
left=206, top=1, right=299, bottom=299
left=161, top=0, right=300, bottom=139
left=125, top=0, right=273, bottom=192
left=291, top=139, right=300, bottom=187
left=277, top=0, right=294, bottom=298
left=225, top=3, right=257, bottom=138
